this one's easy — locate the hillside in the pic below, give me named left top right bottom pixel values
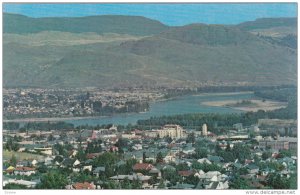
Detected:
left=3, top=13, right=169, bottom=36
left=116, top=24, right=296, bottom=86
left=237, top=17, right=297, bottom=49
left=237, top=17, right=297, bottom=32
left=3, top=15, right=297, bottom=88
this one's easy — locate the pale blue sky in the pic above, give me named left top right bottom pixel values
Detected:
left=3, top=3, right=297, bottom=26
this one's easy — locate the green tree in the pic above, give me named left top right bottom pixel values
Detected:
left=262, top=151, right=272, bottom=160
left=187, top=132, right=195, bottom=144
left=162, top=168, right=182, bottom=186
left=230, top=175, right=252, bottom=189
left=278, top=149, right=292, bottom=158
left=37, top=164, right=48, bottom=173
left=194, top=148, right=208, bottom=159
left=4, top=138, right=20, bottom=151
left=267, top=173, right=290, bottom=189
left=38, top=171, right=68, bottom=189
left=10, top=154, right=17, bottom=167
left=157, top=180, right=165, bottom=189
left=4, top=183, right=27, bottom=189
left=156, top=152, right=164, bottom=163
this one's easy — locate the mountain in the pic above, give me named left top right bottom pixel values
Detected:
left=116, top=24, right=296, bottom=86
left=3, top=15, right=297, bottom=88
left=3, top=13, right=169, bottom=36
left=237, top=17, right=297, bottom=32
left=237, top=17, right=297, bottom=49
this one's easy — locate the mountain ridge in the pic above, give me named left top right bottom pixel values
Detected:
left=3, top=13, right=297, bottom=88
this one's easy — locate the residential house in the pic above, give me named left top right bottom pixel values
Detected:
left=14, top=167, right=36, bottom=176
left=110, top=173, right=152, bottom=189
left=246, top=164, right=260, bottom=175
left=133, top=163, right=154, bottom=172
left=169, top=183, right=195, bottom=189
left=83, top=165, right=93, bottom=172
left=205, top=181, right=229, bottom=190
left=207, top=156, right=224, bottom=164
left=197, top=158, right=212, bottom=164
left=5, top=166, right=15, bottom=175
left=3, top=178, right=38, bottom=188
left=149, top=167, right=161, bottom=178
left=93, top=166, right=106, bottom=177
left=67, top=182, right=96, bottom=189
left=44, top=156, right=54, bottom=166
left=178, top=170, right=195, bottom=177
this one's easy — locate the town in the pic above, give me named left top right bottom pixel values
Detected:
left=3, top=118, right=297, bottom=189
left=3, top=88, right=167, bottom=119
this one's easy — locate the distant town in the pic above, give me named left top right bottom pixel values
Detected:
left=3, top=88, right=167, bottom=120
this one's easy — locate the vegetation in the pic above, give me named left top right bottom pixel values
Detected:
left=4, top=137, right=20, bottom=151
left=37, top=171, right=68, bottom=189
left=237, top=17, right=297, bottom=31
left=225, top=100, right=257, bottom=107
left=4, top=13, right=168, bottom=36
left=3, top=150, right=44, bottom=161
left=3, top=15, right=296, bottom=88
left=4, top=183, right=28, bottom=189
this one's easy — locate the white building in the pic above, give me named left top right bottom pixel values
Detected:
left=156, top=124, right=184, bottom=139
left=202, top=124, right=208, bottom=136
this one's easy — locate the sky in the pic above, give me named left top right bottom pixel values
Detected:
left=3, top=3, right=297, bottom=26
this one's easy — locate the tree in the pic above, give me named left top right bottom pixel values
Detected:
left=38, top=171, right=68, bottom=189
left=4, top=138, right=20, bottom=151
left=120, top=177, right=132, bottom=189
left=165, top=136, right=173, bottom=144
left=157, top=180, right=165, bottom=189
left=262, top=151, right=272, bottom=160
left=230, top=175, right=252, bottom=189
left=47, top=134, right=55, bottom=141
left=187, top=132, right=195, bottom=144
left=4, top=184, right=27, bottom=189
left=162, top=168, right=182, bottom=185
left=267, top=173, right=290, bottom=189
left=143, top=152, right=147, bottom=163
left=10, top=154, right=17, bottom=167
left=278, top=149, right=292, bottom=158
left=194, top=148, right=208, bottom=159
left=37, top=164, right=48, bottom=173
left=156, top=152, right=164, bottom=163
left=115, top=138, right=128, bottom=148
left=76, top=146, right=87, bottom=161
left=232, top=143, right=251, bottom=162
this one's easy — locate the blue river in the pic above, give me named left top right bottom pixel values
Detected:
left=68, top=92, right=254, bottom=126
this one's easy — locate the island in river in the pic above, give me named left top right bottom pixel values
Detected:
left=201, top=99, right=287, bottom=112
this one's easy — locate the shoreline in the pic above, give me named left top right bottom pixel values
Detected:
left=3, top=116, right=104, bottom=123
left=201, top=99, right=288, bottom=112
left=4, top=91, right=256, bottom=123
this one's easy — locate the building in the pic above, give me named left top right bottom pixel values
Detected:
left=133, top=163, right=154, bottom=171
left=144, top=130, right=158, bottom=138
left=202, top=124, right=208, bottom=136
left=14, top=167, right=36, bottom=176
left=259, top=140, right=289, bottom=150
left=249, top=125, right=259, bottom=133
left=277, top=137, right=297, bottom=150
left=156, top=124, right=184, bottom=139
left=233, top=123, right=243, bottom=131
left=67, top=182, right=96, bottom=189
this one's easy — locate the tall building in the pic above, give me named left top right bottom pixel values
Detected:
left=202, top=124, right=208, bottom=136
left=156, top=124, right=184, bottom=139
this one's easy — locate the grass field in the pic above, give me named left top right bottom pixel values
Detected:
left=3, top=150, right=44, bottom=161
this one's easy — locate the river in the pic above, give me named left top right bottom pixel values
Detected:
left=67, top=92, right=254, bottom=126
